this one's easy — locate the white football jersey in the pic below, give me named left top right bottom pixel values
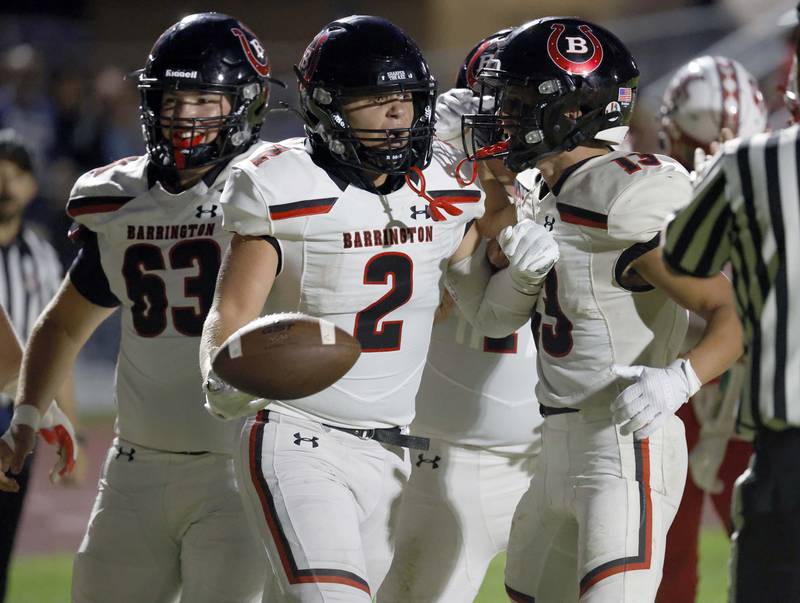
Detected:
left=221, top=138, right=484, bottom=428
left=68, top=154, right=245, bottom=453
left=411, top=309, right=540, bottom=447
left=517, top=151, right=693, bottom=410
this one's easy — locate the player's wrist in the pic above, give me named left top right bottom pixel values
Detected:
left=670, top=358, right=702, bottom=398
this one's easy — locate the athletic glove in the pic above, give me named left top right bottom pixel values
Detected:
left=612, top=359, right=703, bottom=440
left=203, top=369, right=269, bottom=420
left=497, top=219, right=559, bottom=294
left=39, top=401, right=78, bottom=484
left=435, top=88, right=480, bottom=145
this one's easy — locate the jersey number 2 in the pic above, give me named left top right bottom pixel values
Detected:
left=354, top=253, right=413, bottom=352
left=122, top=239, right=221, bottom=337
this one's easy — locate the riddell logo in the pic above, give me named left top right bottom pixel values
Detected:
left=165, top=69, right=198, bottom=79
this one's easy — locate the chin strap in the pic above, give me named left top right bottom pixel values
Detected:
left=454, top=140, right=509, bottom=186
left=405, top=166, right=463, bottom=222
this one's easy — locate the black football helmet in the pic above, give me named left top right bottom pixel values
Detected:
left=295, top=15, right=437, bottom=175
left=455, top=28, right=513, bottom=92
left=463, top=17, right=639, bottom=172
left=455, top=28, right=513, bottom=152
left=135, top=13, right=276, bottom=171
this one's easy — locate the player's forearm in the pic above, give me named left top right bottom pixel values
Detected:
left=685, top=302, right=743, bottom=385
left=54, top=372, right=80, bottom=426
left=0, top=313, right=23, bottom=396
left=475, top=173, right=516, bottom=239
left=200, top=307, right=235, bottom=380
left=446, top=240, right=538, bottom=338
left=18, top=317, right=84, bottom=413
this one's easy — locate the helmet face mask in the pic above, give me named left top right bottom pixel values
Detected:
left=136, top=13, right=273, bottom=173
left=462, top=17, right=639, bottom=173
left=296, top=16, right=437, bottom=176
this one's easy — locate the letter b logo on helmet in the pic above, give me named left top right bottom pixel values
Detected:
left=547, top=23, right=604, bottom=76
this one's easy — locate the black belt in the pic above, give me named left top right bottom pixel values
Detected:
left=324, top=424, right=430, bottom=450
left=539, top=404, right=580, bottom=418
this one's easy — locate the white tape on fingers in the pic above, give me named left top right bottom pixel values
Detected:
left=12, top=405, right=41, bottom=430
left=319, top=319, right=336, bottom=345
left=228, top=334, right=243, bottom=359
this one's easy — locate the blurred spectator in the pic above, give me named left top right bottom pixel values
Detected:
left=0, top=45, right=55, bottom=169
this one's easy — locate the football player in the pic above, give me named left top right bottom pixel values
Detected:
left=378, top=30, right=573, bottom=603
left=199, top=15, right=558, bottom=602
left=1, top=13, right=275, bottom=603
left=458, top=17, right=743, bottom=602
left=656, top=55, right=766, bottom=603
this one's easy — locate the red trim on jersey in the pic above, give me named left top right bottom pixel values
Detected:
left=579, top=438, right=652, bottom=596
left=556, top=202, right=608, bottom=230
left=247, top=416, right=372, bottom=595
left=66, top=196, right=135, bottom=218
left=505, top=584, right=537, bottom=602
left=269, top=198, right=337, bottom=221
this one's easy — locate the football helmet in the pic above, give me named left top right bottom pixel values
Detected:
left=295, top=15, right=437, bottom=175
left=135, top=13, right=275, bottom=171
left=659, top=56, right=767, bottom=169
left=463, top=17, right=639, bottom=172
left=455, top=28, right=513, bottom=92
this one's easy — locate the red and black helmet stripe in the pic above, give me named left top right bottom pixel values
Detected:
left=247, top=414, right=371, bottom=595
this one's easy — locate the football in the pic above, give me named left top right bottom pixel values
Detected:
left=212, top=313, right=361, bottom=400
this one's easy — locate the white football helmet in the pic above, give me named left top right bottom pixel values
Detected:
left=659, top=55, right=767, bottom=169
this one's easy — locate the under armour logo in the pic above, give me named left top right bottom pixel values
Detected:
left=293, top=432, right=319, bottom=448
left=543, top=215, right=555, bottom=231
left=115, top=446, right=136, bottom=462
left=416, top=454, right=441, bottom=469
left=195, top=204, right=218, bottom=219
left=410, top=205, right=431, bottom=220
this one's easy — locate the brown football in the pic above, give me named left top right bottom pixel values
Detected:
left=212, top=313, right=361, bottom=400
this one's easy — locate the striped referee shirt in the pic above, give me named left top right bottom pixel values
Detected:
left=663, top=126, right=800, bottom=432
left=0, top=224, right=62, bottom=404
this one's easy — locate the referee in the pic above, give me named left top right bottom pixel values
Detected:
left=0, top=130, right=77, bottom=601
left=662, top=44, right=800, bottom=602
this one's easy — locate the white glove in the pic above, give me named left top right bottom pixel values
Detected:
left=38, top=401, right=78, bottom=483
left=435, top=88, right=480, bottom=144
left=611, top=359, right=703, bottom=440
left=497, top=219, right=559, bottom=294
left=203, top=370, right=269, bottom=420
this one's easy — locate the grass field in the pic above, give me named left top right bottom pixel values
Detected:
left=7, top=528, right=731, bottom=603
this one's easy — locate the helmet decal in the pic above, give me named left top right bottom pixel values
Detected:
left=298, top=31, right=330, bottom=83
left=465, top=39, right=495, bottom=89
left=547, top=23, right=603, bottom=75
left=714, top=57, right=741, bottom=134
left=231, top=27, right=270, bottom=77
